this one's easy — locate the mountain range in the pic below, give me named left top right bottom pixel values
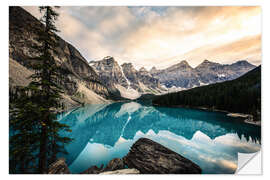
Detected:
left=90, top=56, right=164, bottom=99
left=90, top=56, right=255, bottom=98
left=150, top=59, right=256, bottom=89
left=153, top=65, right=261, bottom=120
left=9, top=7, right=258, bottom=108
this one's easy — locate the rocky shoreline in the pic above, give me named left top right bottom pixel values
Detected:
left=48, top=138, right=202, bottom=174
left=227, top=113, right=261, bottom=126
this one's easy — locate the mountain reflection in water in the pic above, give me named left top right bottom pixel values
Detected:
left=58, top=102, right=261, bottom=174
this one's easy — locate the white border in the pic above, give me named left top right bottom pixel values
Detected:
left=1, top=0, right=269, bottom=180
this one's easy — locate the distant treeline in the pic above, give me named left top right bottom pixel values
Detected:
left=152, top=66, right=261, bottom=120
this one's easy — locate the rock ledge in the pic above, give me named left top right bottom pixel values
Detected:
left=123, top=138, right=202, bottom=174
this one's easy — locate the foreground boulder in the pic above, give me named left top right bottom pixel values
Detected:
left=80, top=158, right=125, bottom=174
left=80, top=164, right=104, bottom=174
left=48, top=158, right=70, bottom=174
left=123, top=138, right=202, bottom=174
left=104, top=158, right=125, bottom=171
left=49, top=138, right=201, bottom=174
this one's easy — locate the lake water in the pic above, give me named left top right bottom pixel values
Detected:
left=58, top=102, right=261, bottom=174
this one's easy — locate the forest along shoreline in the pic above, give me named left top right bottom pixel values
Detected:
left=151, top=66, right=261, bottom=126
left=152, top=103, right=261, bottom=126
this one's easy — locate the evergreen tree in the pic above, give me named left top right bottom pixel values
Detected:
left=9, top=86, right=41, bottom=173
left=9, top=6, right=72, bottom=174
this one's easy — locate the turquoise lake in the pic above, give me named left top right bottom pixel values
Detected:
left=58, top=102, right=261, bottom=174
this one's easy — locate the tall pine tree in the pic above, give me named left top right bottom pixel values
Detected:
left=9, top=86, right=42, bottom=173
left=9, top=6, right=72, bottom=174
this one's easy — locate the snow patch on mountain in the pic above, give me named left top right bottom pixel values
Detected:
left=168, top=86, right=187, bottom=92
left=199, top=81, right=209, bottom=86
left=218, top=74, right=226, bottom=78
left=119, top=64, right=131, bottom=89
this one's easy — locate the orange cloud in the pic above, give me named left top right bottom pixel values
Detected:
left=162, top=35, right=261, bottom=68
left=21, top=6, right=261, bottom=70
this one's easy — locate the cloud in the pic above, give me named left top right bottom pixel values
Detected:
left=160, top=34, right=261, bottom=68
left=22, top=6, right=261, bottom=70
left=118, top=7, right=261, bottom=68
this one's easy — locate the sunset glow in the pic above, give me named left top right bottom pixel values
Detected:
left=23, top=6, right=261, bottom=69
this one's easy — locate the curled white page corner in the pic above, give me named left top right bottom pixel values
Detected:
left=235, top=150, right=262, bottom=174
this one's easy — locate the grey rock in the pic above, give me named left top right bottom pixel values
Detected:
left=80, top=164, right=104, bottom=174
left=149, top=66, right=160, bottom=74
left=121, top=63, right=140, bottom=90
left=152, top=60, right=200, bottom=88
left=91, top=57, right=163, bottom=95
left=123, top=138, right=202, bottom=174
left=90, top=56, right=129, bottom=89
left=121, top=63, right=162, bottom=93
left=137, top=67, right=161, bottom=91
left=151, top=59, right=256, bottom=89
left=195, top=59, right=256, bottom=84
left=48, top=158, right=70, bottom=174
left=104, top=158, right=125, bottom=171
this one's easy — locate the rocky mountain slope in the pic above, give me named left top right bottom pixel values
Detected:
left=9, top=7, right=258, bottom=105
left=90, top=56, right=256, bottom=99
left=90, top=56, right=164, bottom=99
left=151, top=59, right=256, bottom=89
left=9, top=7, right=113, bottom=109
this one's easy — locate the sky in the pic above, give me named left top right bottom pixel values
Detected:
left=22, top=6, right=261, bottom=70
